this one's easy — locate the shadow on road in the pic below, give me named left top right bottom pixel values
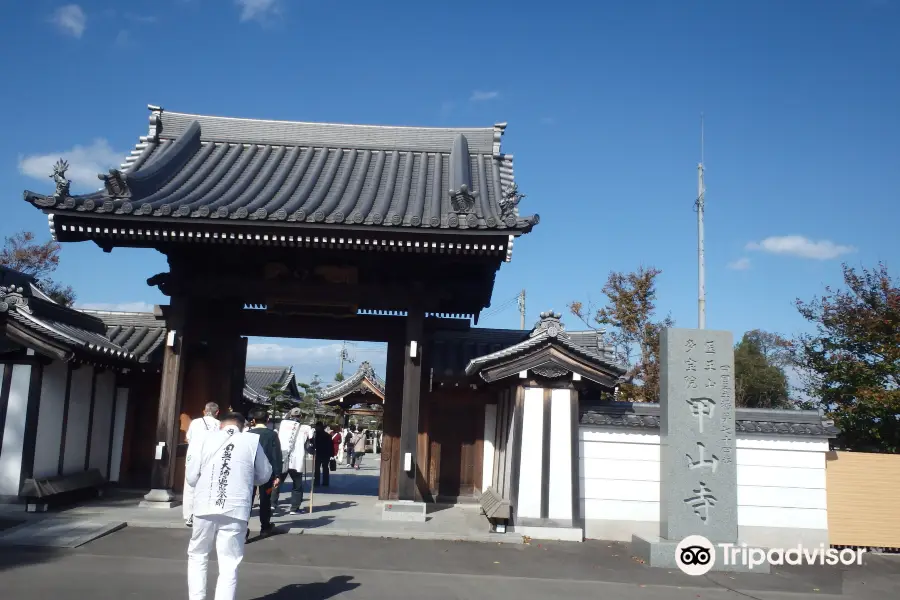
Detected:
left=251, top=575, right=360, bottom=599
left=306, top=501, right=358, bottom=514
left=0, top=545, right=66, bottom=574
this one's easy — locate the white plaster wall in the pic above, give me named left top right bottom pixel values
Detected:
left=0, top=365, right=33, bottom=495
left=89, top=370, right=115, bottom=474
left=108, top=388, right=129, bottom=482
left=62, top=366, right=94, bottom=475
left=579, top=428, right=830, bottom=545
left=482, top=404, right=497, bottom=493
left=516, top=387, right=544, bottom=519
left=548, top=388, right=573, bottom=521
left=32, top=361, right=68, bottom=479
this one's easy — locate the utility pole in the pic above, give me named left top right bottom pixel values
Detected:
left=338, top=341, right=353, bottom=377
left=696, top=113, right=706, bottom=329
left=517, top=289, right=526, bottom=330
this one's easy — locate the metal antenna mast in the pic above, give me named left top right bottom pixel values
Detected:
left=696, top=113, right=706, bottom=329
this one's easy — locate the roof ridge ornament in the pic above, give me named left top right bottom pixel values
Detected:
left=499, top=183, right=525, bottom=219
left=530, top=310, right=568, bottom=339
left=0, top=285, right=31, bottom=314
left=50, top=159, right=71, bottom=202
left=100, top=169, right=130, bottom=197
left=448, top=133, right=478, bottom=216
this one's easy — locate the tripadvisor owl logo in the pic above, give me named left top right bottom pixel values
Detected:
left=675, top=535, right=715, bottom=575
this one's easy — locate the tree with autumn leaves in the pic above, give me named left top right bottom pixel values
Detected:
left=793, top=262, right=900, bottom=453
left=0, top=231, right=76, bottom=306
left=570, top=266, right=674, bottom=402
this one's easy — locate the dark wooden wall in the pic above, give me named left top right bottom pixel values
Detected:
left=425, top=387, right=491, bottom=502
left=118, top=371, right=160, bottom=488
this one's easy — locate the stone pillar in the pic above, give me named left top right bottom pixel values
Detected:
left=142, top=298, right=189, bottom=508
left=632, top=328, right=767, bottom=572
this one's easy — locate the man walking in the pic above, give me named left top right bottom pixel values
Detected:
left=245, top=408, right=283, bottom=538
left=186, top=412, right=271, bottom=600
left=277, top=408, right=313, bottom=514
left=183, top=402, right=220, bottom=527
left=312, top=422, right=334, bottom=487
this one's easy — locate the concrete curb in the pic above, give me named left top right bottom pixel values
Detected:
left=284, top=527, right=524, bottom=545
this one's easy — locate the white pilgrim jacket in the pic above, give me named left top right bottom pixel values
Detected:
left=186, top=425, right=272, bottom=522
left=185, top=416, right=220, bottom=444
left=278, top=419, right=313, bottom=472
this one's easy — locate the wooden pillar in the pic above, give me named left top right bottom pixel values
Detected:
left=143, top=298, right=189, bottom=506
left=378, top=339, right=404, bottom=500
left=398, top=308, right=424, bottom=501
left=415, top=333, right=433, bottom=502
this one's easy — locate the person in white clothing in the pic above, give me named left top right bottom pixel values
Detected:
left=277, top=407, right=313, bottom=514
left=186, top=412, right=271, bottom=600
left=183, top=402, right=220, bottom=527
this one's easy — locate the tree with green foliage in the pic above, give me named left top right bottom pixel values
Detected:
left=794, top=262, right=900, bottom=453
left=733, top=330, right=793, bottom=409
left=263, top=382, right=290, bottom=419
left=334, top=372, right=345, bottom=382
left=0, top=231, right=76, bottom=306
left=297, top=374, right=324, bottom=417
left=570, top=266, right=674, bottom=402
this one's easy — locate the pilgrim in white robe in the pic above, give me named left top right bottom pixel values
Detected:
left=278, top=419, right=313, bottom=474
left=186, top=425, right=271, bottom=600
left=183, top=415, right=220, bottom=521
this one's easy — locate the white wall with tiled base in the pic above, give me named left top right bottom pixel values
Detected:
left=580, top=428, right=830, bottom=547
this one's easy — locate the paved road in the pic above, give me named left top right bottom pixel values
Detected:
left=1, top=527, right=898, bottom=599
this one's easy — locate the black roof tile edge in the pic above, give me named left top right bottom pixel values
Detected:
left=580, top=402, right=839, bottom=438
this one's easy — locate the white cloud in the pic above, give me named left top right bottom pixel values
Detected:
left=124, top=13, right=158, bottom=24
left=745, top=235, right=856, bottom=260
left=51, top=4, right=87, bottom=38
left=79, top=302, right=156, bottom=313
left=470, top=90, right=500, bottom=102
left=18, top=139, right=126, bottom=192
left=727, top=257, right=751, bottom=271
left=115, top=30, right=131, bottom=47
left=236, top=0, right=281, bottom=22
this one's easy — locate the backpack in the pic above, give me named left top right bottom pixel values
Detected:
left=304, top=437, right=316, bottom=455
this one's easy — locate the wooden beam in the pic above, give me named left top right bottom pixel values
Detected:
left=19, top=361, right=45, bottom=489
left=379, top=340, right=405, bottom=500
left=398, top=308, right=425, bottom=501
left=148, top=299, right=189, bottom=497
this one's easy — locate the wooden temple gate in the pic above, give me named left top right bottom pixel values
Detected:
left=22, top=106, right=539, bottom=503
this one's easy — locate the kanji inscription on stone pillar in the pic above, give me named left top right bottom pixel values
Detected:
left=659, top=328, right=737, bottom=543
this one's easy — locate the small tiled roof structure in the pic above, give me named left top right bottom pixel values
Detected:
left=581, top=402, right=839, bottom=439
left=81, top=310, right=167, bottom=364
left=243, top=365, right=301, bottom=406
left=0, top=267, right=159, bottom=368
left=24, top=106, right=539, bottom=237
left=318, top=361, right=385, bottom=404
left=463, top=311, right=627, bottom=386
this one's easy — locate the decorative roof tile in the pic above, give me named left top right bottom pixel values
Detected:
left=24, top=106, right=539, bottom=235
left=243, top=366, right=299, bottom=405
left=580, top=403, right=839, bottom=439
left=464, top=310, right=626, bottom=379
left=318, top=361, right=385, bottom=402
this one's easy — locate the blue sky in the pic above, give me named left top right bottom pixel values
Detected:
left=1, top=1, right=898, bottom=384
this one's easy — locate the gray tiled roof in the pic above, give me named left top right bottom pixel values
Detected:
left=581, top=402, right=839, bottom=439
left=81, top=310, right=167, bottom=364
left=464, top=311, right=626, bottom=379
left=318, top=361, right=385, bottom=402
left=24, top=107, right=539, bottom=233
left=0, top=268, right=140, bottom=365
left=243, top=366, right=299, bottom=405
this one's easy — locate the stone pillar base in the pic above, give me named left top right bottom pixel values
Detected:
left=632, top=535, right=770, bottom=573
left=139, top=488, right=181, bottom=509
left=382, top=500, right=426, bottom=522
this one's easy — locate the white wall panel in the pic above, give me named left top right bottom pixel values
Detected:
left=516, top=387, right=544, bottom=519
left=738, top=506, right=829, bottom=529
left=582, top=498, right=659, bottom=522
left=582, top=478, right=661, bottom=502
left=32, top=361, right=68, bottom=479
left=580, top=458, right=660, bottom=482
left=0, top=365, right=33, bottom=495
left=737, top=465, right=826, bottom=489
left=737, top=448, right=826, bottom=469
left=108, top=388, right=129, bottom=482
left=88, top=370, right=115, bottom=474
left=62, top=366, right=93, bottom=475
left=580, top=440, right=660, bottom=461
left=738, top=485, right=827, bottom=510
left=482, top=404, right=496, bottom=493
left=547, top=389, right=573, bottom=521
